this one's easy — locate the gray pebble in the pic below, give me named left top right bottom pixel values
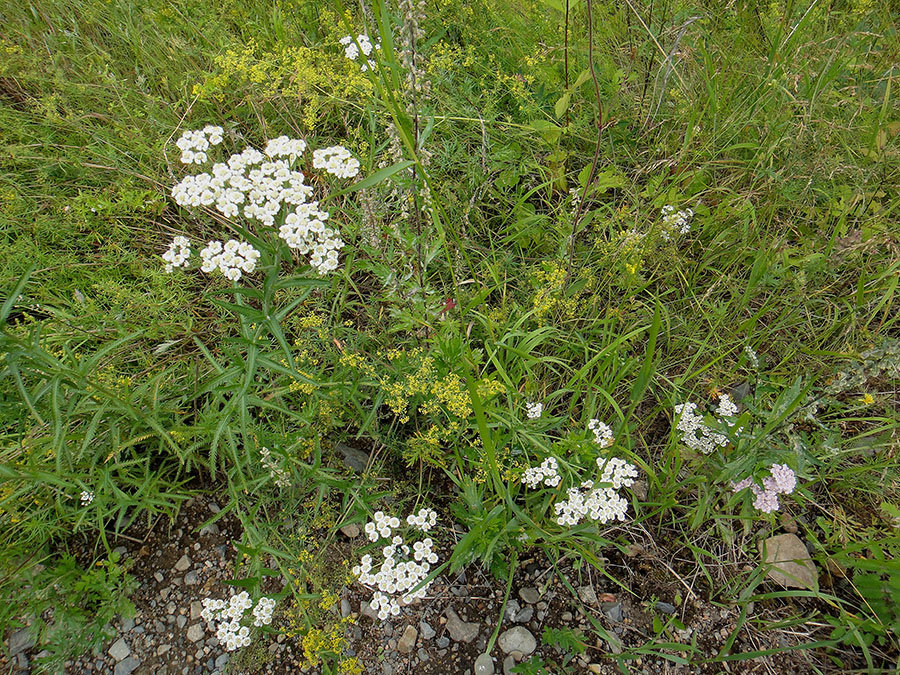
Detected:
left=419, top=620, right=435, bottom=639
left=514, top=607, right=533, bottom=623
left=184, top=571, right=199, bottom=585
left=655, top=601, right=676, bottom=615
left=174, top=555, right=191, bottom=572
left=602, top=602, right=623, bottom=622
left=518, top=587, right=541, bottom=604
left=341, top=598, right=351, bottom=618
left=436, top=636, right=450, bottom=648
left=474, top=652, right=494, bottom=674
left=114, top=656, right=141, bottom=675
left=417, top=647, right=429, bottom=662
left=177, top=616, right=187, bottom=628
left=108, top=638, right=130, bottom=662
left=498, top=627, right=536, bottom=656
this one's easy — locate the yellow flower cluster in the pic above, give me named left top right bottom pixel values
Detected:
left=531, top=261, right=597, bottom=323
left=192, top=39, right=372, bottom=129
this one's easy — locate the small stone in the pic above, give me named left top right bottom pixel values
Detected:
left=654, top=601, right=676, bottom=615
left=174, top=555, right=191, bottom=572
left=417, top=647, right=429, bottom=662
left=759, top=534, right=819, bottom=590
left=561, top=612, right=573, bottom=622
left=420, top=620, right=435, bottom=639
left=632, top=480, right=649, bottom=501
left=108, top=638, right=130, bottom=662
left=337, top=442, right=370, bottom=473
left=588, top=665, right=603, bottom=673
left=190, top=601, right=203, bottom=621
left=215, top=654, right=229, bottom=669
left=8, top=628, right=34, bottom=656
left=157, top=645, right=171, bottom=657
left=474, top=652, right=494, bottom=674
left=504, top=599, right=520, bottom=622
left=153, top=572, right=164, bottom=583
left=184, top=571, right=200, bottom=585
left=577, top=585, right=598, bottom=607
left=503, top=655, right=517, bottom=675
left=518, top=587, right=541, bottom=604
left=208, top=502, right=220, bottom=514
left=514, top=607, right=533, bottom=623
left=398, top=625, right=418, bottom=654
left=340, top=523, right=360, bottom=538
left=198, top=523, right=219, bottom=536
left=177, top=616, right=187, bottom=628
left=113, top=545, right=128, bottom=557
left=498, top=627, right=536, bottom=656
left=114, top=656, right=141, bottom=675
left=436, top=636, right=450, bottom=649
left=341, top=598, right=351, bottom=618
left=360, top=601, right=378, bottom=620
left=602, top=602, right=623, bottom=622
left=445, top=608, right=479, bottom=643
left=186, top=624, right=204, bottom=643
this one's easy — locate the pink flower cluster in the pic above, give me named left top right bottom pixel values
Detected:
left=732, top=463, right=797, bottom=514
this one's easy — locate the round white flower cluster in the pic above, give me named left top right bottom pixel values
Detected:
left=198, top=591, right=276, bottom=651
left=660, top=205, right=694, bottom=241
left=525, top=401, right=543, bottom=419
left=597, top=456, right=638, bottom=489
left=199, top=239, right=261, bottom=281
left=588, top=419, right=614, bottom=448
left=264, top=135, right=307, bottom=161
left=673, top=401, right=730, bottom=454
left=554, top=482, right=630, bottom=526
left=365, top=511, right=401, bottom=542
left=521, top=456, right=561, bottom=489
left=339, top=34, right=380, bottom=71
left=279, top=202, right=344, bottom=274
left=176, top=125, right=224, bottom=164
left=80, top=490, right=94, bottom=505
left=732, top=463, right=798, bottom=514
left=715, top=393, right=739, bottom=424
left=162, top=235, right=191, bottom=273
left=172, top=146, right=313, bottom=222
left=312, top=146, right=360, bottom=179
left=353, top=509, right=440, bottom=621
left=406, top=507, right=438, bottom=532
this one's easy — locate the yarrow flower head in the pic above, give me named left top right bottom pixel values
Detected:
left=169, top=131, right=358, bottom=276
left=339, top=34, right=381, bottom=71
left=732, top=463, right=797, bottom=514
left=521, top=456, right=561, bottom=489
left=525, top=401, right=543, bottom=419
left=175, top=125, right=224, bottom=164
left=197, top=590, right=276, bottom=651
left=353, top=508, right=440, bottom=620
left=659, top=204, right=694, bottom=241
left=673, top=395, right=739, bottom=454
left=312, top=146, right=360, bottom=179
left=588, top=419, right=614, bottom=448
left=260, top=447, right=290, bottom=488
left=162, top=235, right=191, bottom=273
left=199, top=239, right=260, bottom=281
left=80, top=490, right=94, bottom=505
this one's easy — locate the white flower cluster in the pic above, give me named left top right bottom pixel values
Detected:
left=660, top=205, right=694, bottom=240
left=553, top=455, right=638, bottom=526
left=744, top=345, right=759, bottom=369
left=264, top=135, right=307, bottom=161
left=339, top=34, right=380, bottom=71
left=521, top=457, right=561, bottom=489
left=260, top=447, right=290, bottom=488
left=279, top=202, right=344, bottom=274
left=525, top=402, right=543, bottom=419
left=597, top=456, right=639, bottom=489
left=169, top=131, right=355, bottom=275
left=176, top=125, right=224, bottom=164
left=588, top=419, right=614, bottom=448
left=673, top=398, right=732, bottom=454
left=199, top=239, right=261, bottom=281
left=312, top=146, right=361, bottom=179
left=198, top=590, right=276, bottom=651
left=80, top=490, right=94, bottom=505
left=554, top=482, right=630, bottom=527
left=406, top=507, right=438, bottom=532
left=162, top=235, right=191, bottom=273
left=715, top=393, right=739, bottom=424
left=353, top=510, right=440, bottom=620
left=732, top=463, right=798, bottom=514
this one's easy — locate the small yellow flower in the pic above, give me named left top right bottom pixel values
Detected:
left=860, top=393, right=875, bottom=405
